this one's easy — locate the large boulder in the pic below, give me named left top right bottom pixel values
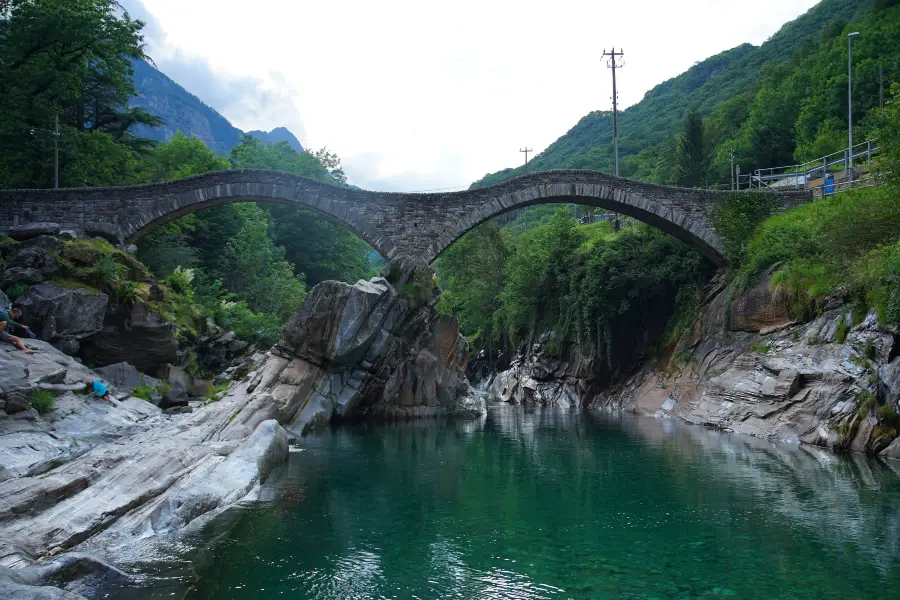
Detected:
left=79, top=301, right=177, bottom=371
left=730, top=266, right=792, bottom=333
left=5, top=223, right=61, bottom=241
left=82, top=222, right=122, bottom=245
left=879, top=357, right=900, bottom=409
left=94, top=362, right=160, bottom=394
left=17, top=284, right=108, bottom=348
left=221, top=256, right=482, bottom=438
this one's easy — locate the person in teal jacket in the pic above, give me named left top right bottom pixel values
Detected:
left=91, top=380, right=117, bottom=407
left=0, top=307, right=35, bottom=354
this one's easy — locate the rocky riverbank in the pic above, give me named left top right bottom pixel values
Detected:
left=488, top=270, right=900, bottom=460
left=0, top=257, right=484, bottom=598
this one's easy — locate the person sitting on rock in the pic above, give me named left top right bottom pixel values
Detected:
left=91, top=380, right=117, bottom=407
left=0, top=307, right=36, bottom=355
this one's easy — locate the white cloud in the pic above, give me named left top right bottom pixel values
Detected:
left=126, top=0, right=819, bottom=191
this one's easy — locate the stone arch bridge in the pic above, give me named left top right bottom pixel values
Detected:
left=0, top=170, right=811, bottom=266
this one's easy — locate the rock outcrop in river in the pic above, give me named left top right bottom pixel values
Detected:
left=488, top=270, right=900, bottom=460
left=222, top=255, right=485, bottom=438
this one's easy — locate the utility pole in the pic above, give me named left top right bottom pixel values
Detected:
left=520, top=146, right=533, bottom=172
left=848, top=32, right=859, bottom=184
left=602, top=47, right=625, bottom=177
left=54, top=113, right=60, bottom=189
left=602, top=47, right=624, bottom=231
left=730, top=148, right=735, bottom=191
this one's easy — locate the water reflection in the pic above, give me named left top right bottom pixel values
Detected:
left=110, top=406, right=900, bottom=599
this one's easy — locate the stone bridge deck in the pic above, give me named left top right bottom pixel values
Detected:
left=0, top=170, right=812, bottom=265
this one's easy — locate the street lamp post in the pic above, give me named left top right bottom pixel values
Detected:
left=848, top=31, right=860, bottom=183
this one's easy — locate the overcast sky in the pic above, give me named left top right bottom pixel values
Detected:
left=123, top=0, right=820, bottom=191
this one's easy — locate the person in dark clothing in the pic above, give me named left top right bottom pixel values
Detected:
left=0, top=307, right=35, bottom=354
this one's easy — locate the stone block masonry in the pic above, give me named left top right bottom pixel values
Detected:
left=0, top=170, right=811, bottom=265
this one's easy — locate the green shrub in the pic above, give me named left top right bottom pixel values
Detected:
left=749, top=341, right=771, bottom=354
left=30, top=390, right=55, bottom=415
left=855, top=390, right=877, bottom=419
left=713, top=191, right=778, bottom=265
left=4, top=282, right=28, bottom=299
left=834, top=317, right=850, bottom=344
left=132, top=384, right=155, bottom=401
left=878, top=404, right=900, bottom=426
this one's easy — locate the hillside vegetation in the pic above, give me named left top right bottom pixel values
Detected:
left=473, top=0, right=897, bottom=188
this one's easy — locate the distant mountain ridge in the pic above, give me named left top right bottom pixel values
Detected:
left=130, top=59, right=304, bottom=155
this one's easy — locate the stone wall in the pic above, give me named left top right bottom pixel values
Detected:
left=0, top=170, right=811, bottom=266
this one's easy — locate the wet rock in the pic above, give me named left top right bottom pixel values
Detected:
left=6, top=223, right=61, bottom=241
left=148, top=419, right=288, bottom=533
left=17, top=284, right=108, bottom=343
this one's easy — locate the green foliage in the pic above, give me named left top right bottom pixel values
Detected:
left=713, top=192, right=777, bottom=265
left=5, top=282, right=28, bottom=299
left=0, top=0, right=160, bottom=188
left=137, top=132, right=230, bottom=182
left=749, top=341, right=771, bottom=354
left=210, top=299, right=283, bottom=348
left=437, top=208, right=713, bottom=376
left=30, top=389, right=55, bottom=415
left=869, top=83, right=900, bottom=188
left=834, top=317, right=850, bottom=343
left=435, top=221, right=509, bottom=352
left=218, top=204, right=307, bottom=318
left=131, top=384, right=155, bottom=401
left=855, top=390, right=877, bottom=419
left=675, top=111, right=709, bottom=187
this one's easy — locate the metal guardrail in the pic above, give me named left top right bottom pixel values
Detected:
left=744, top=140, right=878, bottom=191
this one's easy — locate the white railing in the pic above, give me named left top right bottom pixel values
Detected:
left=740, top=140, right=878, bottom=191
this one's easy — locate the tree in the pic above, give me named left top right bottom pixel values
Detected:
left=0, top=0, right=160, bottom=187
left=675, top=111, right=709, bottom=187
left=869, top=83, right=900, bottom=188
left=138, top=132, right=229, bottom=183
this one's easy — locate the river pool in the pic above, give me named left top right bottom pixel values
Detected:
left=118, top=406, right=900, bottom=599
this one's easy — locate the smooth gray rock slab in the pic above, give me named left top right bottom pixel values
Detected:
left=17, top=285, right=108, bottom=342
left=148, top=419, right=288, bottom=534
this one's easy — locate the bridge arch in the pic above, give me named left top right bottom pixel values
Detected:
left=0, top=169, right=811, bottom=268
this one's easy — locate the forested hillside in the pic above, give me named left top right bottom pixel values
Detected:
left=473, top=0, right=895, bottom=188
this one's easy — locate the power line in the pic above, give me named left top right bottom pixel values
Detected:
left=601, top=47, right=624, bottom=177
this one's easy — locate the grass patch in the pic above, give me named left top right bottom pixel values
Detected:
left=749, top=341, right=771, bottom=354
left=132, top=384, right=155, bottom=401
left=734, top=187, right=900, bottom=328
left=834, top=318, right=850, bottom=344
left=30, top=390, right=55, bottom=415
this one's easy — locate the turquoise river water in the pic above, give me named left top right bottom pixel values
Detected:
left=119, top=406, right=900, bottom=599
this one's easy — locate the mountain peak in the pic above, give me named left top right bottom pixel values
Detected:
left=246, top=127, right=304, bottom=152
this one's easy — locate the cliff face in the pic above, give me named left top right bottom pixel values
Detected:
left=489, top=270, right=900, bottom=459
left=221, top=256, right=485, bottom=439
